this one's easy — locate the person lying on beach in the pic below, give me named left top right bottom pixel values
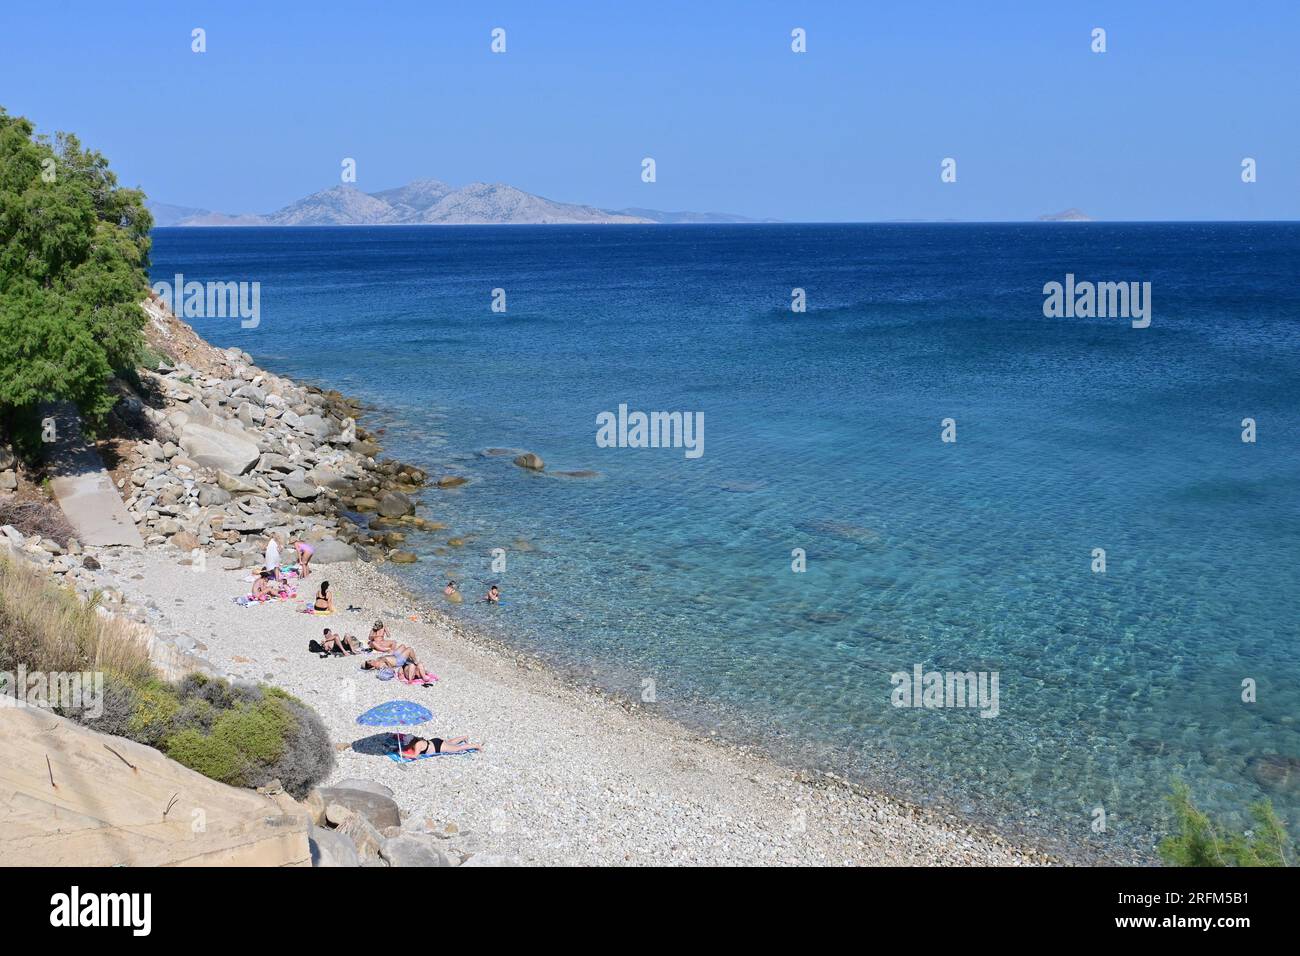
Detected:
left=313, top=581, right=334, bottom=613
left=293, top=538, right=314, bottom=578
left=483, top=584, right=500, bottom=604
left=363, top=653, right=432, bottom=683
left=399, top=735, right=482, bottom=757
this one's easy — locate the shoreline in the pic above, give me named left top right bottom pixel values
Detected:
left=100, top=545, right=1062, bottom=865
left=15, top=299, right=1138, bottom=865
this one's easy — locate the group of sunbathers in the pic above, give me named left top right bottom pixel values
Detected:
left=312, top=619, right=436, bottom=684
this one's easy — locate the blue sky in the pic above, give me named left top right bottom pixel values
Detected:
left=2, top=0, right=1296, bottom=221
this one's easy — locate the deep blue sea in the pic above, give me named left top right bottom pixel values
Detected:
left=151, top=223, right=1300, bottom=857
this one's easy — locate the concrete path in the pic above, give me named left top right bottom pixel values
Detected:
left=40, top=401, right=143, bottom=547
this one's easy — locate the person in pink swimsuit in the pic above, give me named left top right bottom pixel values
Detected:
left=293, top=538, right=315, bottom=578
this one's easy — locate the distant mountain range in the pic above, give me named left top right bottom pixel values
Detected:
left=1037, top=208, right=1093, bottom=222
left=148, top=179, right=775, bottom=227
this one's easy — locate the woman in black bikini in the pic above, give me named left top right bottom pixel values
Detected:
left=399, top=735, right=482, bottom=757
left=313, top=580, right=333, bottom=612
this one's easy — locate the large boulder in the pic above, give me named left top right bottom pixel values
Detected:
left=309, top=825, right=360, bottom=867
left=311, top=539, right=359, bottom=564
left=179, top=422, right=260, bottom=474
left=377, top=490, right=414, bottom=518
left=315, top=787, right=401, bottom=829
left=513, top=452, right=544, bottom=471
left=297, top=414, right=335, bottom=440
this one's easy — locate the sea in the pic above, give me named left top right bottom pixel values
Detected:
left=151, top=222, right=1300, bottom=858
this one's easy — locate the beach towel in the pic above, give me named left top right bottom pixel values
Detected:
left=300, top=605, right=334, bottom=615
left=397, top=671, right=439, bottom=686
left=386, top=748, right=479, bottom=762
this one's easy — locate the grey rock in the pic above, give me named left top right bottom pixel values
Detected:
left=307, top=465, right=350, bottom=490
left=337, top=812, right=386, bottom=864
left=334, top=778, right=394, bottom=798
left=377, top=490, right=414, bottom=518
left=197, top=484, right=232, bottom=507
left=513, top=452, right=545, bottom=471
left=310, top=539, right=359, bottom=564
left=297, top=414, right=334, bottom=439
left=179, top=422, right=260, bottom=474
left=284, top=478, right=320, bottom=501
left=216, top=470, right=262, bottom=495
left=315, top=787, right=401, bottom=829
left=381, top=835, right=453, bottom=868
left=309, top=824, right=360, bottom=867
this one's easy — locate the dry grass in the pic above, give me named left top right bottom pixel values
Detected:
left=0, top=498, right=76, bottom=548
left=0, top=554, right=153, bottom=682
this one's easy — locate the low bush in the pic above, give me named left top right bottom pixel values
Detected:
left=0, top=556, right=333, bottom=798
left=1158, top=779, right=1291, bottom=867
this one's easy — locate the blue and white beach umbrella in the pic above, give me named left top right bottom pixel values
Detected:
left=356, top=700, right=432, bottom=761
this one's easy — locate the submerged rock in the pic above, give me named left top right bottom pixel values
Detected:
left=513, top=452, right=544, bottom=471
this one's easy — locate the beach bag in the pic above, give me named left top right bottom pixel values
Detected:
left=376, top=667, right=396, bottom=681
left=308, top=639, right=325, bottom=654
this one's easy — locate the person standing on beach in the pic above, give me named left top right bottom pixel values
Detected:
left=293, top=538, right=314, bottom=578
left=265, top=533, right=283, bottom=580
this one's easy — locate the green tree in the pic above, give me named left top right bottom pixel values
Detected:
left=0, top=107, right=152, bottom=441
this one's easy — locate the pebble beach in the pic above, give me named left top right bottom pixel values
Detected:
left=97, top=546, right=1059, bottom=866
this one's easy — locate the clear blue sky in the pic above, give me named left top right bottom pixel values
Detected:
left=2, top=0, right=1296, bottom=221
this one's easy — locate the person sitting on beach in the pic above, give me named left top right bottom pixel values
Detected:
left=313, top=580, right=334, bottom=613
left=483, top=584, right=500, bottom=604
left=264, top=533, right=284, bottom=581
left=315, top=628, right=360, bottom=657
left=368, top=620, right=397, bottom=651
left=444, top=580, right=463, bottom=603
left=250, top=571, right=275, bottom=600
left=399, top=735, right=482, bottom=757
left=293, top=538, right=315, bottom=578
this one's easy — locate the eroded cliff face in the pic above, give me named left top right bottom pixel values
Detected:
left=0, top=705, right=312, bottom=867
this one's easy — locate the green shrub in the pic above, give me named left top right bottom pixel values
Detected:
left=164, top=727, right=249, bottom=787
left=125, top=678, right=181, bottom=747
left=64, top=669, right=334, bottom=798
left=1158, top=780, right=1291, bottom=867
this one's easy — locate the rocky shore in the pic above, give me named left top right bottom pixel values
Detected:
left=0, top=297, right=1066, bottom=867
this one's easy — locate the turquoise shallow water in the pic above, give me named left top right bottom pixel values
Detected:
left=152, top=223, right=1300, bottom=857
